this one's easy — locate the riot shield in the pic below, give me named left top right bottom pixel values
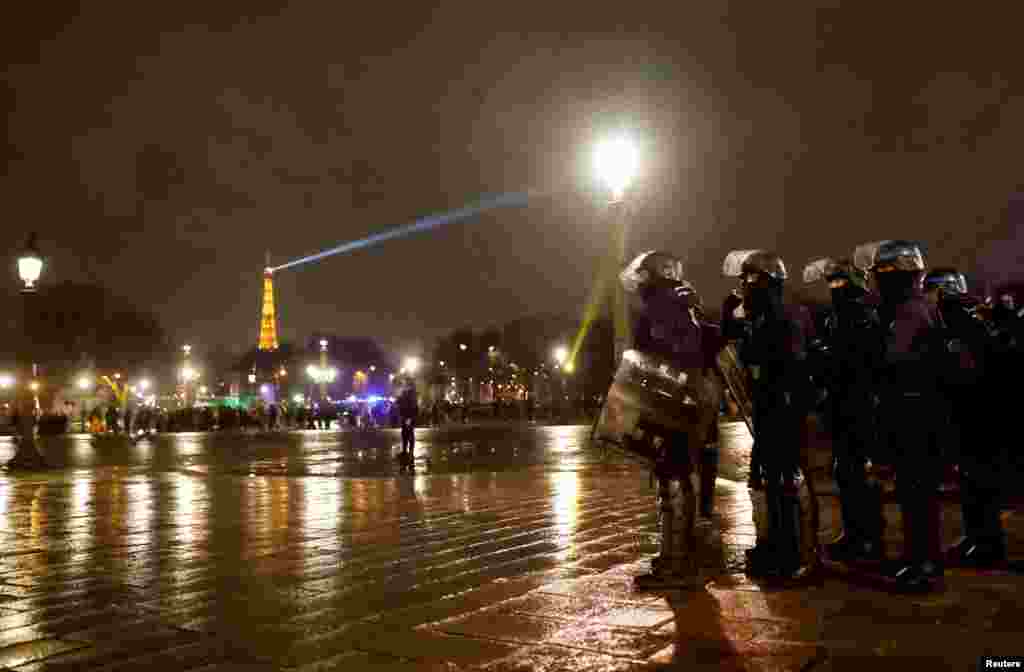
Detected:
left=715, top=342, right=754, bottom=435
left=592, top=349, right=717, bottom=466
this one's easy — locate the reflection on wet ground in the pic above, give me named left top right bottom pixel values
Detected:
left=0, top=423, right=752, bottom=482
left=0, top=422, right=1018, bottom=670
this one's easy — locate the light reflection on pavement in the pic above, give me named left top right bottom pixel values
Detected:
left=0, top=422, right=1016, bottom=670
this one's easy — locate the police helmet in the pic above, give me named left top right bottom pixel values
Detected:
left=852, top=240, right=926, bottom=273
left=803, top=257, right=868, bottom=291
left=620, top=250, right=686, bottom=294
left=722, top=249, right=787, bottom=284
left=923, top=267, right=968, bottom=295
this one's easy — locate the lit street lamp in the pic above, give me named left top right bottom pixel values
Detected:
left=318, top=339, right=329, bottom=399
left=402, top=357, right=421, bottom=375
left=594, top=133, right=641, bottom=365
left=8, top=233, right=47, bottom=469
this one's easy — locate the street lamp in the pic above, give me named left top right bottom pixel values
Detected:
left=459, top=343, right=468, bottom=351
left=0, top=374, right=13, bottom=389
left=17, top=234, right=43, bottom=291
left=403, top=357, right=421, bottom=375
left=594, top=133, right=641, bottom=365
left=9, top=233, right=47, bottom=469
left=138, top=379, right=151, bottom=392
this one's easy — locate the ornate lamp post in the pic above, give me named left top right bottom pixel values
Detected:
left=8, top=234, right=47, bottom=469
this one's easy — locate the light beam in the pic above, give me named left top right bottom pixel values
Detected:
left=271, top=191, right=535, bottom=272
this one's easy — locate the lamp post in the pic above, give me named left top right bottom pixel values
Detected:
left=553, top=345, right=570, bottom=423
left=77, top=375, right=93, bottom=432
left=8, top=233, right=47, bottom=470
left=593, top=134, right=640, bottom=366
left=319, top=339, right=329, bottom=400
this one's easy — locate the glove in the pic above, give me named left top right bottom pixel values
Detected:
left=723, top=292, right=743, bottom=316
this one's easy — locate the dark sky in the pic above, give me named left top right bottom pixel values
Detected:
left=4, top=3, right=1024, bottom=358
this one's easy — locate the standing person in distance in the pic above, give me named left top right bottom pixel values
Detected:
left=397, top=377, right=419, bottom=472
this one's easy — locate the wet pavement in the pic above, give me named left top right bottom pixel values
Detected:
left=0, top=421, right=1019, bottom=670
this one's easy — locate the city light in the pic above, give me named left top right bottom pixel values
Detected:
left=0, top=374, right=14, bottom=389
left=553, top=346, right=568, bottom=366
left=183, top=344, right=191, bottom=356
left=17, top=234, right=43, bottom=290
left=319, top=339, right=328, bottom=351
left=181, top=366, right=198, bottom=382
left=199, top=385, right=208, bottom=396
left=138, top=379, right=151, bottom=391
left=292, top=393, right=305, bottom=404
left=29, top=381, right=40, bottom=392
left=439, top=361, right=445, bottom=367
left=488, top=346, right=495, bottom=353
left=459, top=343, right=468, bottom=351
left=307, top=365, right=338, bottom=383
left=369, top=365, right=376, bottom=372
left=248, top=373, right=257, bottom=384
left=402, top=357, right=421, bottom=374
left=279, top=367, right=287, bottom=377
left=593, top=134, right=640, bottom=202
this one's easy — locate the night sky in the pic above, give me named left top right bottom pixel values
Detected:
left=4, top=3, right=1023, bottom=358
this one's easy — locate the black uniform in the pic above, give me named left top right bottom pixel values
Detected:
left=804, top=258, right=886, bottom=561
left=927, top=270, right=1007, bottom=567
left=856, top=240, right=946, bottom=591
left=723, top=250, right=817, bottom=578
left=619, top=250, right=721, bottom=590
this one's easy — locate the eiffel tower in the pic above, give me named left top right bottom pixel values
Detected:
left=258, top=251, right=279, bottom=352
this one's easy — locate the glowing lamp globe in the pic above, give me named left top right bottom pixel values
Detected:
left=553, top=346, right=568, bottom=365
left=593, top=135, right=640, bottom=202
left=18, top=234, right=43, bottom=291
left=77, top=376, right=92, bottom=391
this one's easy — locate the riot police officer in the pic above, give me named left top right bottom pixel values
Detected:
left=620, top=251, right=722, bottom=589
left=854, top=240, right=946, bottom=591
left=722, top=250, right=818, bottom=579
left=925, top=268, right=1007, bottom=568
left=803, top=258, right=886, bottom=562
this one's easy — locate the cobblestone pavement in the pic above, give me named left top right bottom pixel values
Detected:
left=0, top=422, right=1019, bottom=671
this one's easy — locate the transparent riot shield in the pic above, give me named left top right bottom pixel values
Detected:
left=592, top=349, right=717, bottom=466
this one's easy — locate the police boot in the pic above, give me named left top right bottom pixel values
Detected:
left=947, top=474, right=1007, bottom=569
left=893, top=495, right=943, bottom=593
left=853, top=477, right=886, bottom=562
left=825, top=484, right=860, bottom=561
left=768, top=482, right=803, bottom=578
left=637, top=475, right=701, bottom=590
left=745, top=481, right=774, bottom=576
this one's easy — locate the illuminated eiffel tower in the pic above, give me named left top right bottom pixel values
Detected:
left=258, top=251, right=279, bottom=352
